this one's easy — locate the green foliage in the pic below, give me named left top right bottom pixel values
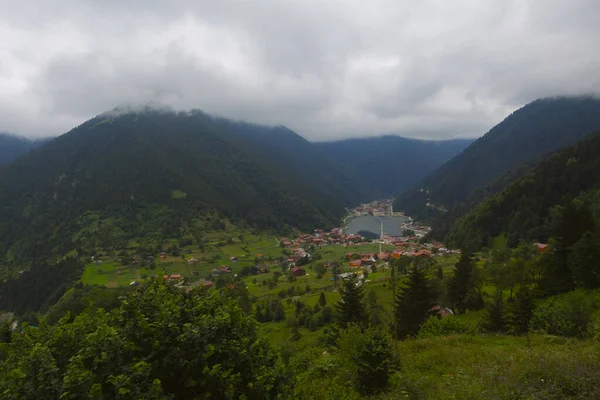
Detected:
left=318, top=291, right=327, bottom=308
left=531, top=290, right=597, bottom=338
left=417, top=315, right=473, bottom=338
left=335, top=274, right=366, bottom=328
left=0, top=280, right=288, bottom=399
left=507, top=287, right=536, bottom=335
left=447, top=252, right=484, bottom=313
left=569, top=231, right=600, bottom=289
left=479, top=291, right=507, bottom=333
left=446, top=129, right=600, bottom=250
left=336, top=325, right=399, bottom=395
left=395, top=265, right=437, bottom=339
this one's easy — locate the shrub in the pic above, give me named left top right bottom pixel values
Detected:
left=531, top=289, right=596, bottom=338
left=417, top=316, right=474, bottom=338
left=337, top=325, right=399, bottom=395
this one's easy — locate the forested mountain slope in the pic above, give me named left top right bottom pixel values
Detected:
left=214, top=119, right=364, bottom=207
left=0, top=109, right=357, bottom=276
left=394, top=96, right=600, bottom=217
left=445, top=130, right=600, bottom=249
left=0, top=133, right=46, bottom=165
left=316, top=136, right=473, bottom=200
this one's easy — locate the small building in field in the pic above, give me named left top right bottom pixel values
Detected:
left=414, top=250, right=432, bottom=258
left=291, top=266, right=306, bottom=277
left=349, top=259, right=362, bottom=268
left=187, top=258, right=198, bottom=265
left=431, top=305, right=455, bottom=318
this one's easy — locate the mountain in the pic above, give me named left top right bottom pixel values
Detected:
left=315, top=136, right=473, bottom=200
left=445, top=129, right=600, bottom=249
left=0, top=108, right=359, bottom=276
left=394, top=96, right=600, bottom=218
left=0, top=133, right=47, bottom=165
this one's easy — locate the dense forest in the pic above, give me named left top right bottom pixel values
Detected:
left=394, top=96, right=600, bottom=218
left=0, top=110, right=355, bottom=273
left=445, top=130, right=600, bottom=249
left=316, top=135, right=473, bottom=200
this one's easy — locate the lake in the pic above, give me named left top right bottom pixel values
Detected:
left=344, top=215, right=408, bottom=238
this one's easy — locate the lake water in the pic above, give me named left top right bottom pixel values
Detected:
left=344, top=215, right=408, bottom=237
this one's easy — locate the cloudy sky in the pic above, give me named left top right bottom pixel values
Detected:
left=1, top=0, right=599, bottom=141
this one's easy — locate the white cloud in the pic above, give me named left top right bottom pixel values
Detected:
left=0, top=0, right=599, bottom=140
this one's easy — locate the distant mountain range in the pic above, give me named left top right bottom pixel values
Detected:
left=316, top=136, right=473, bottom=200
left=0, top=133, right=48, bottom=166
left=394, top=96, right=600, bottom=221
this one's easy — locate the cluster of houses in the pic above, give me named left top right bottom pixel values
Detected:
left=280, top=228, right=369, bottom=250
left=211, top=265, right=233, bottom=276
left=352, top=199, right=393, bottom=216
left=346, top=249, right=434, bottom=268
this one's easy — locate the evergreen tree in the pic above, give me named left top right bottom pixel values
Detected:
left=395, top=265, right=436, bottom=339
left=365, top=290, right=387, bottom=326
left=570, top=231, right=600, bottom=289
left=447, top=251, right=482, bottom=313
left=480, top=291, right=507, bottom=333
left=507, top=288, right=536, bottom=335
left=335, top=274, right=366, bottom=328
left=318, top=291, right=327, bottom=308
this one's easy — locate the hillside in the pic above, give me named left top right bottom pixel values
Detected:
left=445, top=130, right=600, bottom=249
left=0, top=133, right=46, bottom=165
left=0, top=108, right=358, bottom=276
left=316, top=136, right=473, bottom=200
left=394, top=96, right=600, bottom=218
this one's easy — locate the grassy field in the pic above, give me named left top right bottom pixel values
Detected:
left=81, top=231, right=285, bottom=286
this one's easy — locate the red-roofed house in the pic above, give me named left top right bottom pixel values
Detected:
left=391, top=250, right=403, bottom=259
left=415, top=250, right=432, bottom=258
left=349, top=259, right=362, bottom=268
left=378, top=252, right=389, bottom=260
left=534, top=243, right=549, bottom=253
left=203, top=281, right=214, bottom=288
left=291, top=266, right=306, bottom=277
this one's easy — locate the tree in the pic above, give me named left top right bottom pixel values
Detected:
left=447, top=251, right=483, bottom=313
left=395, top=265, right=436, bottom=339
left=480, top=290, right=507, bottom=333
left=365, top=290, right=387, bottom=327
left=570, top=231, right=600, bottom=289
left=318, top=291, right=327, bottom=308
left=507, top=288, right=536, bottom=335
left=335, top=274, right=366, bottom=328
left=336, top=325, right=398, bottom=395
left=315, top=264, right=326, bottom=279
left=0, top=280, right=289, bottom=399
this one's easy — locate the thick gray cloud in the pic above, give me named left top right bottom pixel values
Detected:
left=1, top=0, right=599, bottom=141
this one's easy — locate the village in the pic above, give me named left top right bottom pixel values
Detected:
left=275, top=200, right=459, bottom=278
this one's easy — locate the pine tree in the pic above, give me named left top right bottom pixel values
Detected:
left=507, top=288, right=535, bottom=335
left=335, top=274, right=366, bottom=328
left=480, top=291, right=507, bottom=333
left=318, top=291, right=327, bottom=308
left=365, top=290, right=387, bottom=326
left=395, top=265, right=436, bottom=339
left=448, top=251, right=479, bottom=313
left=570, top=231, right=600, bottom=289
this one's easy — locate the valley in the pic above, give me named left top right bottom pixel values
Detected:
left=2, top=97, right=600, bottom=399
